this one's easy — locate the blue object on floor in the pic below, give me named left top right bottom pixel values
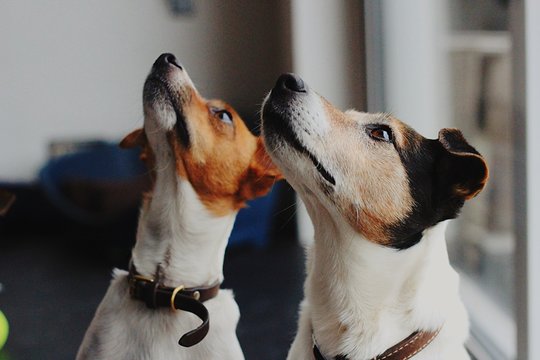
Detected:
left=39, top=140, right=281, bottom=247
left=39, top=142, right=146, bottom=225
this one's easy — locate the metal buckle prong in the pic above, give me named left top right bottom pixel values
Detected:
left=129, top=274, right=155, bottom=297
left=132, top=274, right=155, bottom=283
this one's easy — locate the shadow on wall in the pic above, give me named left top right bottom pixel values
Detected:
left=194, top=0, right=293, bottom=128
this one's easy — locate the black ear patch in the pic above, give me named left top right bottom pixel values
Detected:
left=437, top=128, right=489, bottom=200
left=431, top=128, right=488, bottom=223
left=389, top=127, right=488, bottom=250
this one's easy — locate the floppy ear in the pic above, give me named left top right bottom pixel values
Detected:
left=119, top=128, right=146, bottom=149
left=436, top=128, right=489, bottom=201
left=237, top=137, right=283, bottom=201
left=119, top=128, right=155, bottom=172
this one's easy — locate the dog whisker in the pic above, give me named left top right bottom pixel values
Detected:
left=278, top=208, right=298, bottom=232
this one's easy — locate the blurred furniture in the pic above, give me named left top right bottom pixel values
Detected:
left=39, top=140, right=282, bottom=248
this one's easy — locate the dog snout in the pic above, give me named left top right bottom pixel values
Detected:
left=153, top=53, right=183, bottom=70
left=275, top=73, right=306, bottom=93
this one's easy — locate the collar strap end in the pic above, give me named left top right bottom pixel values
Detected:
left=127, top=262, right=220, bottom=347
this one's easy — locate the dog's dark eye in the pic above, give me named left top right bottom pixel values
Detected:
left=367, top=125, right=393, bottom=142
left=216, top=110, right=233, bottom=124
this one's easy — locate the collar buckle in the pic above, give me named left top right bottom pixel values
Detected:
left=170, top=285, right=185, bottom=311
left=128, top=273, right=155, bottom=298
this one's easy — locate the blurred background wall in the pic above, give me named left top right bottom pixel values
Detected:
left=0, top=0, right=292, bottom=182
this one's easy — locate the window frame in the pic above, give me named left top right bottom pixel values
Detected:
left=514, top=0, right=540, bottom=359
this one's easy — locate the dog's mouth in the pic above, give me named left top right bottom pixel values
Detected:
left=306, top=151, right=336, bottom=186
left=143, top=76, right=191, bottom=148
left=263, top=73, right=336, bottom=186
left=269, top=119, right=335, bottom=186
left=141, top=54, right=194, bottom=147
left=302, top=151, right=336, bottom=186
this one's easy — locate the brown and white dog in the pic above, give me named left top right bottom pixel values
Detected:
left=76, top=54, right=281, bottom=360
left=262, top=74, right=488, bottom=360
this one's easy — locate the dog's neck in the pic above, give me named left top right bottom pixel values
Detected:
left=304, top=202, right=455, bottom=358
left=131, top=165, right=236, bottom=288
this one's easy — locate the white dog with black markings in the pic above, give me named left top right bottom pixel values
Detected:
left=76, top=53, right=281, bottom=360
left=262, top=74, right=488, bottom=360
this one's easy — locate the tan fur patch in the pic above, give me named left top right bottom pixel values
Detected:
left=165, top=93, right=281, bottom=216
left=125, top=74, right=281, bottom=217
left=319, top=104, right=414, bottom=245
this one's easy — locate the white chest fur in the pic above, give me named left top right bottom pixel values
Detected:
left=77, top=271, right=243, bottom=360
left=77, top=176, right=243, bottom=359
left=288, top=216, right=470, bottom=360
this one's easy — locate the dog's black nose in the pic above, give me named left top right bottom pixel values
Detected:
left=276, top=73, right=306, bottom=93
left=154, top=53, right=183, bottom=70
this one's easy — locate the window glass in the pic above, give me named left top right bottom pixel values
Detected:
left=446, top=0, right=513, bottom=317
left=376, top=0, right=515, bottom=357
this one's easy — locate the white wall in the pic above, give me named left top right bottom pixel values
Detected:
left=0, top=1, right=291, bottom=181
left=291, top=0, right=364, bottom=110
left=381, top=0, right=451, bottom=138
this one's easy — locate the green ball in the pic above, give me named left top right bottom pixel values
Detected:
left=0, top=310, right=8, bottom=350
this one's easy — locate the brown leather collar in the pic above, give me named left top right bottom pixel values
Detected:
left=128, top=262, right=220, bottom=347
left=313, top=327, right=442, bottom=360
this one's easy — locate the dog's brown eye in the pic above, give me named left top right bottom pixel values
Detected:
left=368, top=126, right=393, bottom=142
left=216, top=110, right=233, bottom=124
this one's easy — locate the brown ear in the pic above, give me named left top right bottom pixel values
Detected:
left=238, top=137, right=283, bottom=201
left=119, top=128, right=146, bottom=149
left=437, top=128, right=489, bottom=200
